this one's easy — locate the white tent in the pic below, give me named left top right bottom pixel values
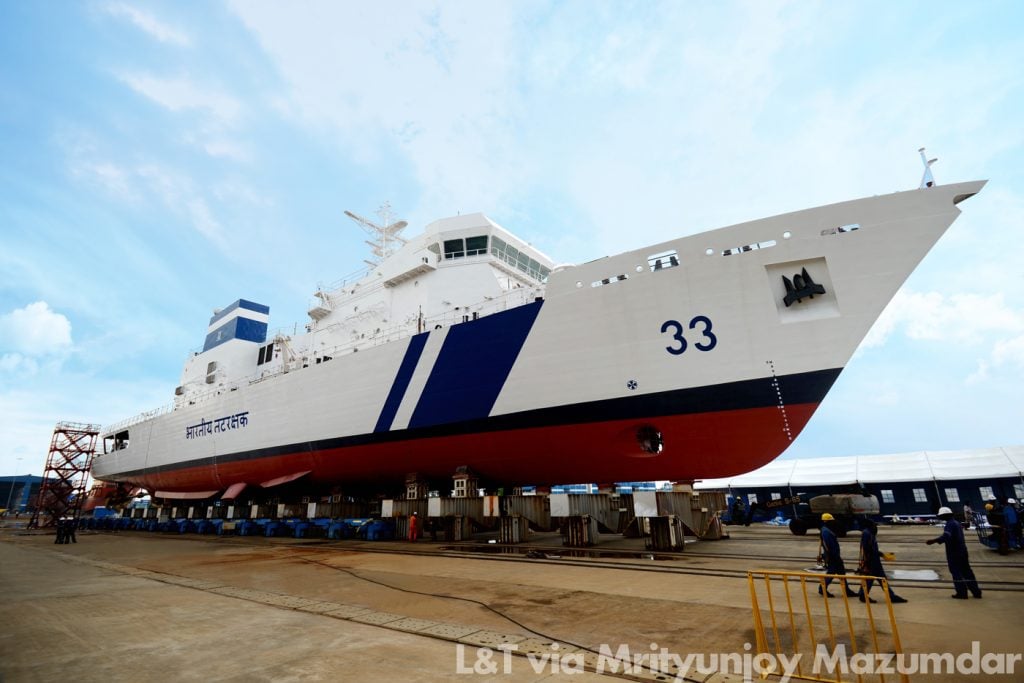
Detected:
left=790, top=456, right=859, bottom=486
left=694, top=446, right=1024, bottom=489
left=694, top=459, right=797, bottom=490
left=926, top=448, right=1019, bottom=481
left=1001, top=446, right=1024, bottom=476
left=856, top=451, right=931, bottom=483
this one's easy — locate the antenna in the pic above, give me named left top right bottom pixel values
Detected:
left=918, top=147, right=938, bottom=189
left=344, top=202, right=409, bottom=267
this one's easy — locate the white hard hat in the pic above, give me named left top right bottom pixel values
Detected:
left=988, top=495, right=997, bottom=501
left=937, top=506, right=953, bottom=516
left=1009, top=498, right=1018, bottom=504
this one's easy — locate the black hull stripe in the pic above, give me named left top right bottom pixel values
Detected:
left=111, top=367, right=841, bottom=479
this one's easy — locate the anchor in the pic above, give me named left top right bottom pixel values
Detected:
left=782, top=267, right=826, bottom=307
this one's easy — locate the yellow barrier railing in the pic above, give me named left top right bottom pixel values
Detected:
left=748, top=570, right=907, bottom=683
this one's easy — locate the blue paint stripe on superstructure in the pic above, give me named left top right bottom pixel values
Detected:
left=202, top=317, right=268, bottom=352
left=374, top=332, right=430, bottom=433
left=408, top=300, right=543, bottom=429
left=208, top=299, right=270, bottom=327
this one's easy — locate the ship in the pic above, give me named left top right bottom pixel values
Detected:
left=91, top=173, right=986, bottom=501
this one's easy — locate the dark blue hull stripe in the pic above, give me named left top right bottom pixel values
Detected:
left=107, top=367, right=843, bottom=480
left=374, top=332, right=430, bottom=433
left=408, top=300, right=544, bottom=429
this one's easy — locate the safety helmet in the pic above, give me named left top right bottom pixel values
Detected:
left=985, top=503, right=994, bottom=511
left=1009, top=498, right=1018, bottom=504
left=937, top=506, right=953, bottom=516
left=820, top=513, right=835, bottom=521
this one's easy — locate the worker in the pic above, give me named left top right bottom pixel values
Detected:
left=1004, top=498, right=1020, bottom=550
left=856, top=519, right=907, bottom=603
left=54, top=517, right=65, bottom=544
left=408, top=511, right=420, bottom=542
left=731, top=497, right=746, bottom=526
left=962, top=501, right=974, bottom=529
left=66, top=517, right=77, bottom=543
left=926, top=506, right=982, bottom=599
left=986, top=499, right=1008, bottom=554
left=818, top=513, right=858, bottom=598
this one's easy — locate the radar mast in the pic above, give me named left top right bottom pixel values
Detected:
left=344, top=202, right=408, bottom=267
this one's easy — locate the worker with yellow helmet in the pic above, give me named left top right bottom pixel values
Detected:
left=817, top=512, right=858, bottom=598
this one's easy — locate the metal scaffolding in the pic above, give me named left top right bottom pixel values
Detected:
left=28, top=421, right=101, bottom=529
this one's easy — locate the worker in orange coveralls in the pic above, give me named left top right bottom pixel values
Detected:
left=408, top=511, right=421, bottom=542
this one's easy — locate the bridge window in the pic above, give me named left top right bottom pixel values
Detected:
left=465, top=235, right=488, bottom=256
left=490, top=236, right=550, bottom=281
left=881, top=490, right=895, bottom=503
left=912, top=488, right=928, bottom=503
left=944, top=488, right=960, bottom=503
left=443, top=239, right=465, bottom=259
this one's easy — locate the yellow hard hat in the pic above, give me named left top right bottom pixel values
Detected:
left=821, top=513, right=835, bottom=521
left=985, top=503, right=994, bottom=511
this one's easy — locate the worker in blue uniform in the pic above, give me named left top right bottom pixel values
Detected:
left=1003, top=498, right=1020, bottom=550
left=818, top=513, right=858, bottom=598
left=926, top=506, right=982, bottom=599
left=855, top=519, right=907, bottom=603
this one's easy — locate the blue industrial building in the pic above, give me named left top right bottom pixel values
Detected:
left=695, top=447, right=1024, bottom=520
left=1, top=474, right=44, bottom=514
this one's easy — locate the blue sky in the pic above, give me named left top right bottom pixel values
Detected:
left=2, top=1, right=1022, bottom=477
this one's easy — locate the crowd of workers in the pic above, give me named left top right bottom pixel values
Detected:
left=814, top=505, right=989, bottom=602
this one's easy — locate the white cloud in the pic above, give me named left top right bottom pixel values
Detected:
left=0, top=302, right=73, bottom=356
left=227, top=2, right=525, bottom=217
left=104, top=2, right=191, bottom=46
left=1, top=353, right=37, bottom=374
left=201, top=139, right=252, bottom=162
left=969, top=333, right=1024, bottom=384
left=863, top=290, right=1024, bottom=349
left=120, top=73, right=241, bottom=123
left=135, top=165, right=230, bottom=251
left=71, top=160, right=134, bottom=199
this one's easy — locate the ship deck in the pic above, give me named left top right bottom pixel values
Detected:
left=1, top=524, right=1022, bottom=681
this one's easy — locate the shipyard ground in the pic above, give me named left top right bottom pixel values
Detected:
left=1, top=524, right=1022, bottom=682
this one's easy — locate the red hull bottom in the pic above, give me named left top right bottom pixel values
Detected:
left=138, top=402, right=820, bottom=494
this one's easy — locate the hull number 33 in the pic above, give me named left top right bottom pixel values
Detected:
left=661, top=316, right=717, bottom=355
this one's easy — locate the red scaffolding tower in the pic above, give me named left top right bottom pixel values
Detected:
left=28, top=421, right=101, bottom=529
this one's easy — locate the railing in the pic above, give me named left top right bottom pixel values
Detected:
left=748, top=569, right=907, bottom=683
left=100, top=403, right=175, bottom=439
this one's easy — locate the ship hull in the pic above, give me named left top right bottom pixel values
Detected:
left=99, top=368, right=838, bottom=490
left=92, top=181, right=985, bottom=494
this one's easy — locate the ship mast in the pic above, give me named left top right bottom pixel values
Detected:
left=344, top=202, right=409, bottom=267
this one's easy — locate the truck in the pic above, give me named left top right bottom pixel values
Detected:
left=788, top=493, right=879, bottom=537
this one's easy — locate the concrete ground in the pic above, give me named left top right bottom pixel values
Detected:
left=1, top=522, right=1021, bottom=682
